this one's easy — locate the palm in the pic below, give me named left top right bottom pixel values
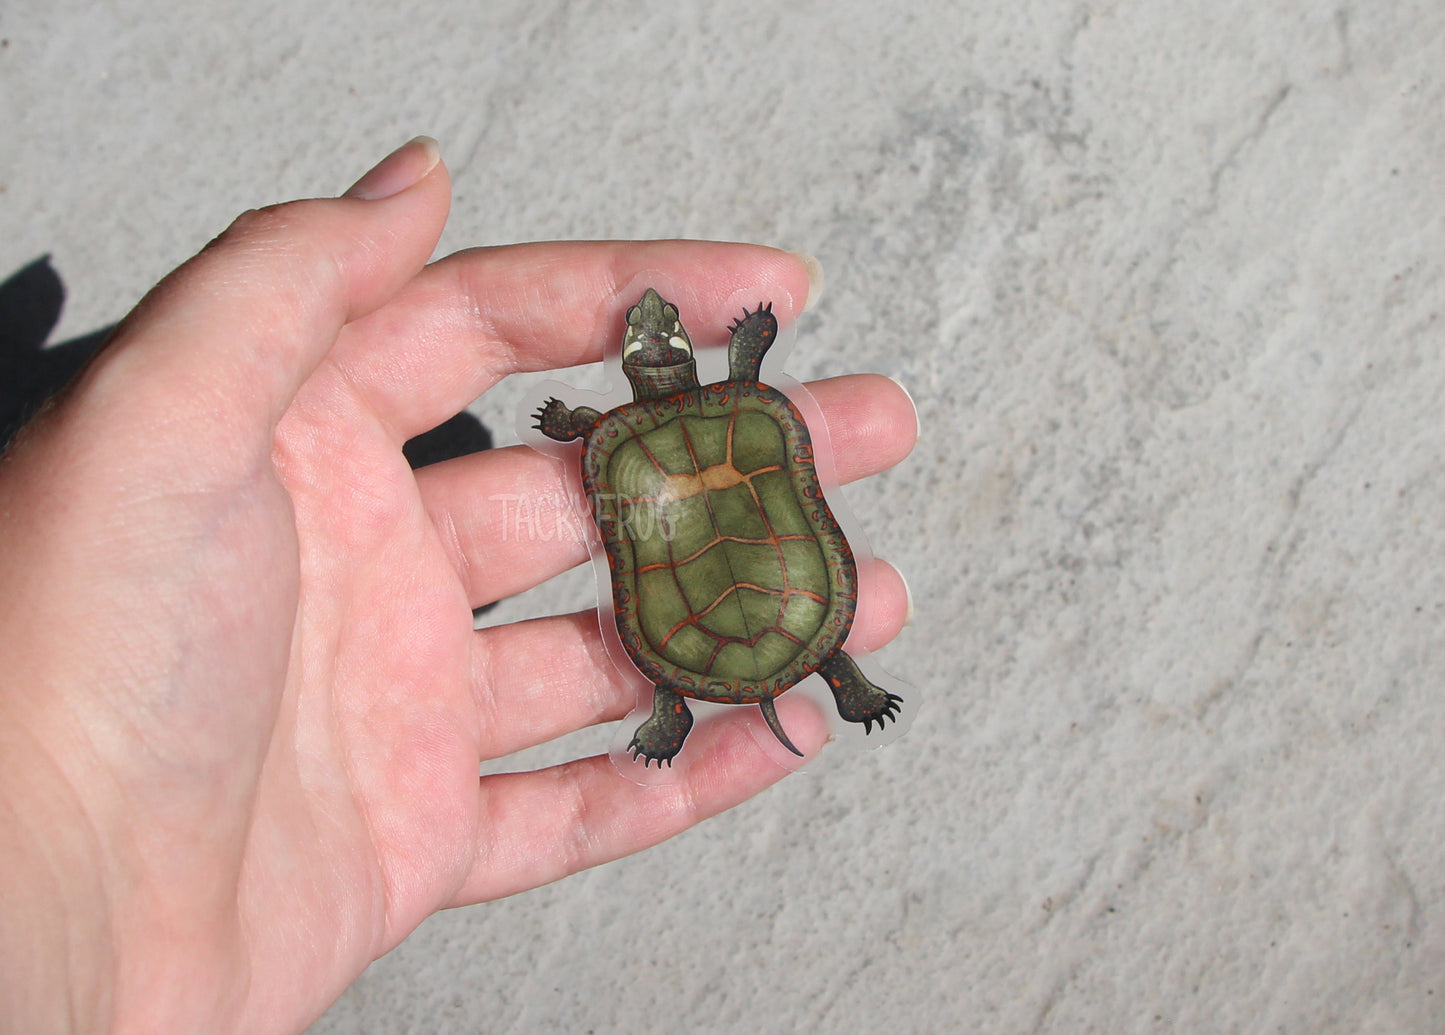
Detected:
left=249, top=396, right=481, bottom=994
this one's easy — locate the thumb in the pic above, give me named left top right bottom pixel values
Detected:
left=71, top=136, right=452, bottom=445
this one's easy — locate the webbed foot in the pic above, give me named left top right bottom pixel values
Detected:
left=819, top=652, right=903, bottom=734
left=628, top=686, right=694, bottom=766
left=534, top=398, right=601, bottom=442
left=726, top=302, right=778, bottom=382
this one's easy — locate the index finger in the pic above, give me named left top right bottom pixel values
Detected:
left=325, top=240, right=819, bottom=442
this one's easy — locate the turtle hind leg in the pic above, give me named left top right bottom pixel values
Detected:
left=726, top=302, right=778, bottom=382
left=534, top=398, right=601, bottom=442
left=628, top=686, right=694, bottom=766
left=819, top=652, right=903, bottom=734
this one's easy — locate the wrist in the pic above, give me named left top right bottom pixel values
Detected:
left=0, top=771, right=115, bottom=1033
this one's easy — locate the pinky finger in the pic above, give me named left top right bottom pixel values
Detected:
left=451, top=696, right=828, bottom=905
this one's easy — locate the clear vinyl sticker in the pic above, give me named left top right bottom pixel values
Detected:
left=518, top=272, right=916, bottom=783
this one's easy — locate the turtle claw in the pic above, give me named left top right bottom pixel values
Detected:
left=862, top=693, right=905, bottom=734
left=627, top=739, right=675, bottom=768
left=728, top=301, right=775, bottom=334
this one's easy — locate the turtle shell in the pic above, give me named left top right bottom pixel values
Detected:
left=582, top=381, right=858, bottom=705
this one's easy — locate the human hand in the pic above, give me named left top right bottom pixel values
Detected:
left=0, top=137, right=916, bottom=1033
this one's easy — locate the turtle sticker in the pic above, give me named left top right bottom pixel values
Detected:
left=527, top=284, right=908, bottom=769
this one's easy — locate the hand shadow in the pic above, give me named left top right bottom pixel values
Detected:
left=0, top=256, right=114, bottom=445
left=0, top=256, right=497, bottom=613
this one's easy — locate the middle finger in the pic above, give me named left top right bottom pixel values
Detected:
left=416, top=372, right=918, bottom=609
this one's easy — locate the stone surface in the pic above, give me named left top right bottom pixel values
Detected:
left=4, top=1, right=1444, bottom=1030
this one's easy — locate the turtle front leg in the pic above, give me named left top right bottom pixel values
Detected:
left=819, top=652, right=903, bottom=734
left=534, top=398, right=602, bottom=442
left=726, top=302, right=778, bottom=382
left=628, top=686, right=695, bottom=766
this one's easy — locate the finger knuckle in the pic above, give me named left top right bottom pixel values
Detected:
left=215, top=201, right=311, bottom=248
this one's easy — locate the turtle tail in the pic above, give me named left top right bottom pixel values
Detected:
left=758, top=697, right=803, bottom=757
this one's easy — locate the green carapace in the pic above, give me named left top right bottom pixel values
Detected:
left=537, top=288, right=901, bottom=765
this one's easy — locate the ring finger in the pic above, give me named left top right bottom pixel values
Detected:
left=469, top=554, right=913, bottom=760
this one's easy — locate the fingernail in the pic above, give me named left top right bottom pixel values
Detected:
left=886, top=374, right=920, bottom=440
left=899, top=567, right=915, bottom=629
left=788, top=251, right=825, bottom=312
left=343, top=136, right=441, bottom=200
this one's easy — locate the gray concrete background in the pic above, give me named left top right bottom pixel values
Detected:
left=5, top=2, right=1445, bottom=1031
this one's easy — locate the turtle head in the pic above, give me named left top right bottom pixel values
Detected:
left=621, top=288, right=700, bottom=400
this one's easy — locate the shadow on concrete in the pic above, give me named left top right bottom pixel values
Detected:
left=0, top=255, right=493, bottom=463
left=0, top=256, right=114, bottom=444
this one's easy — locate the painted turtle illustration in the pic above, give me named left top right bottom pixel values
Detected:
left=536, top=288, right=902, bottom=765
